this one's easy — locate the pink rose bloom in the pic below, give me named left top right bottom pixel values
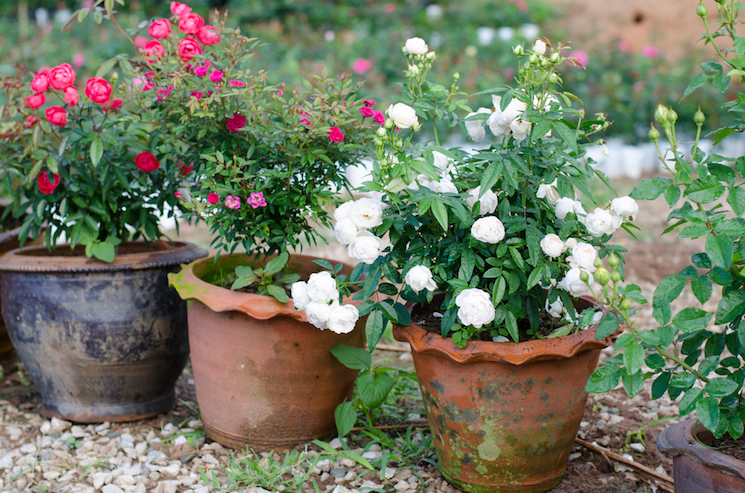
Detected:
left=84, top=77, right=112, bottom=104
left=641, top=45, right=660, bottom=58
left=197, top=25, right=220, bottom=45
left=157, top=88, right=170, bottom=101
left=145, top=71, right=155, bottom=78
left=24, top=116, right=37, bottom=127
left=179, top=38, right=203, bottom=61
left=191, top=91, right=203, bottom=99
left=103, top=99, right=123, bottom=112
left=207, top=192, right=219, bottom=204
left=363, top=99, right=376, bottom=106
left=48, top=63, right=76, bottom=91
left=149, top=19, right=172, bottom=39
left=134, top=151, right=160, bottom=172
left=45, top=106, right=67, bottom=127
left=174, top=191, right=182, bottom=198
left=30, top=70, right=50, bottom=93
left=570, top=50, right=588, bottom=67
left=328, top=126, right=344, bottom=143
left=142, top=40, right=165, bottom=62
left=225, top=195, right=241, bottom=209
left=72, top=52, right=85, bottom=69
left=170, top=1, right=191, bottom=16
left=277, top=89, right=284, bottom=96
left=617, top=41, right=630, bottom=52
left=229, top=80, right=245, bottom=87
left=179, top=163, right=194, bottom=176
left=64, top=86, right=79, bottom=106
left=134, top=36, right=148, bottom=48
left=384, top=3, right=396, bottom=13
left=178, top=13, right=204, bottom=35
left=194, top=66, right=208, bottom=77
left=372, top=110, right=385, bottom=125
left=226, top=113, right=247, bottom=132
left=300, top=118, right=310, bottom=126
left=25, top=93, right=46, bottom=109
left=209, top=70, right=223, bottom=82
left=351, top=58, right=373, bottom=75
left=360, top=106, right=374, bottom=118
left=247, top=192, right=267, bottom=209
left=142, top=81, right=154, bottom=91
left=37, top=172, right=61, bottom=195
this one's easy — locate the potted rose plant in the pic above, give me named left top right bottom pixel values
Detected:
left=0, top=4, right=208, bottom=422
left=130, top=2, right=380, bottom=449
left=292, top=37, right=638, bottom=493
left=587, top=2, right=745, bottom=489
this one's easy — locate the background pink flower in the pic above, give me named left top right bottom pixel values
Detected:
left=328, top=126, right=344, bottom=142
left=207, top=193, right=219, bottom=204
left=641, top=45, right=660, bottom=58
left=194, top=66, right=208, bottom=77
left=372, top=110, right=385, bottom=125
left=248, top=192, right=267, bottom=209
left=570, top=50, right=588, bottom=67
left=209, top=70, right=224, bottom=82
left=71, top=53, right=85, bottom=69
left=225, top=195, right=241, bottom=209
left=352, top=58, right=373, bottom=75
left=227, top=113, right=247, bottom=132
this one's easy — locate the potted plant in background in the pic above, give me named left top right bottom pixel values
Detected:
left=293, top=37, right=638, bottom=492
left=143, top=2, right=378, bottom=449
left=587, top=2, right=745, bottom=489
left=0, top=10, right=207, bottom=422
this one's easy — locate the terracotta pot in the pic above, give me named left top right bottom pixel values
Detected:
left=657, top=418, right=745, bottom=492
left=169, top=253, right=365, bottom=450
left=393, top=300, right=612, bottom=493
left=0, top=241, right=207, bottom=422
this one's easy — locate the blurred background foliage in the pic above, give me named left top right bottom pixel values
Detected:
left=0, top=0, right=734, bottom=142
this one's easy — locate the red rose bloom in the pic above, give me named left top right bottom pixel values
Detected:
left=178, top=38, right=203, bottom=61
left=226, top=113, right=247, bottom=132
left=48, top=63, right=76, bottom=91
left=45, top=106, right=67, bottom=127
left=178, top=13, right=204, bottom=35
left=148, top=19, right=172, bottom=39
left=84, top=77, right=112, bottom=104
left=360, top=106, right=374, bottom=118
left=37, top=172, right=61, bottom=195
left=328, top=126, right=344, bottom=143
left=207, top=192, right=219, bottom=204
left=134, top=152, right=160, bottom=172
left=30, top=70, right=50, bottom=93
left=103, top=99, right=123, bottom=113
left=142, top=40, right=165, bottom=62
left=64, top=86, right=79, bottom=106
left=179, top=163, right=194, bottom=176
left=25, top=93, right=46, bottom=109
left=170, top=1, right=191, bottom=16
left=196, top=26, right=220, bottom=45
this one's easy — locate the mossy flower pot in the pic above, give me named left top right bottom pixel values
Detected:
left=169, top=253, right=365, bottom=450
left=657, top=418, right=745, bottom=492
left=0, top=241, right=207, bottom=422
left=393, top=300, right=612, bottom=493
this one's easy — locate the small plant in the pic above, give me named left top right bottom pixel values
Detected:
left=230, top=253, right=299, bottom=303
left=218, top=449, right=319, bottom=493
left=16, top=363, right=31, bottom=387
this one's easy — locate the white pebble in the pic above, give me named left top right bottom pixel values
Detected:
left=102, top=485, right=125, bottom=493
left=629, top=443, right=645, bottom=453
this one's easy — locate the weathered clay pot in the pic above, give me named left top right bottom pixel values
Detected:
left=0, top=241, right=207, bottom=422
left=393, top=301, right=612, bottom=493
left=657, top=418, right=745, bottom=492
left=169, top=253, right=365, bottom=450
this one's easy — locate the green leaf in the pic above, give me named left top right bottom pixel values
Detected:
left=624, top=341, right=644, bottom=376
left=432, top=199, right=448, bottom=231
left=622, top=370, right=644, bottom=398
left=630, top=178, right=667, bottom=200
left=696, top=396, right=720, bottom=432
left=672, top=308, right=713, bottom=333
left=679, top=388, right=703, bottom=415
left=330, top=343, right=371, bottom=370
left=378, top=301, right=399, bottom=324
left=683, top=72, right=709, bottom=99
left=366, top=310, right=385, bottom=352
left=505, top=311, right=518, bottom=343
left=691, top=275, right=713, bottom=305
left=585, top=364, right=621, bottom=393
left=595, top=313, right=620, bottom=340
left=653, top=275, right=686, bottom=308
left=685, top=176, right=726, bottom=204
left=356, top=370, right=395, bottom=409
left=552, top=121, right=578, bottom=153
left=509, top=247, right=525, bottom=271
left=704, top=378, right=740, bottom=397
left=492, top=277, right=506, bottom=305
left=95, top=57, right=119, bottom=78
left=706, top=234, right=733, bottom=269
left=312, top=259, right=334, bottom=271
left=479, top=161, right=502, bottom=195
left=652, top=372, right=671, bottom=399
left=527, top=267, right=543, bottom=289
left=266, top=284, right=289, bottom=303
left=729, top=416, right=745, bottom=440
left=90, top=242, right=115, bottom=263
left=715, top=290, right=745, bottom=325
left=231, top=274, right=257, bottom=291
left=334, top=401, right=356, bottom=438
left=89, top=138, right=103, bottom=167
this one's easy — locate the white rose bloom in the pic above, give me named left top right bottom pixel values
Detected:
left=348, top=231, right=383, bottom=264
left=291, top=281, right=311, bottom=311
left=455, top=288, right=496, bottom=329
left=540, top=234, right=567, bottom=258
left=471, top=216, right=506, bottom=244
left=496, top=99, right=527, bottom=128
left=533, top=39, right=547, bottom=56
left=465, top=108, right=491, bottom=142
left=568, top=242, right=597, bottom=273
left=510, top=119, right=531, bottom=142
left=465, top=186, right=499, bottom=216
left=366, top=191, right=388, bottom=209
left=557, top=268, right=594, bottom=297
left=426, top=178, right=458, bottom=194
left=432, top=151, right=451, bottom=176
left=387, top=103, right=419, bottom=129
left=349, top=197, right=383, bottom=230
left=584, top=208, right=617, bottom=237
left=487, top=110, right=510, bottom=137
left=305, top=301, right=334, bottom=330
left=306, top=271, right=338, bottom=303
left=564, top=238, right=578, bottom=249
left=334, top=218, right=359, bottom=246
left=334, top=201, right=355, bottom=223
left=328, top=304, right=360, bottom=334
left=610, top=196, right=639, bottom=219
left=405, top=265, right=437, bottom=293
left=545, top=298, right=563, bottom=318
left=555, top=197, right=579, bottom=220
left=404, top=37, right=428, bottom=55
left=536, top=182, right=560, bottom=206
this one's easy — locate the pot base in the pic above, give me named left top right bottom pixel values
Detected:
left=443, top=470, right=563, bottom=493
left=42, top=392, right=175, bottom=423
left=204, top=423, right=336, bottom=450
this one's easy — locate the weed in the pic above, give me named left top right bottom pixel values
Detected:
left=218, top=449, right=319, bottom=492
left=16, top=363, right=31, bottom=386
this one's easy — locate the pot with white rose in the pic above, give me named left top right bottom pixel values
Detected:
left=169, top=253, right=365, bottom=450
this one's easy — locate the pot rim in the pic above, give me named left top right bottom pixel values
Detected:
left=393, top=311, right=613, bottom=365
left=168, top=252, right=357, bottom=322
left=657, top=417, right=745, bottom=480
left=0, top=240, right=207, bottom=273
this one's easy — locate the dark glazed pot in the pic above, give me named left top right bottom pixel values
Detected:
left=657, top=418, right=745, bottom=492
left=0, top=241, right=207, bottom=422
left=169, top=253, right=365, bottom=450
left=393, top=300, right=612, bottom=493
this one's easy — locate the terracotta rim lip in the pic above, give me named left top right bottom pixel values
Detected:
left=393, top=315, right=612, bottom=365
left=657, top=418, right=745, bottom=480
left=169, top=253, right=358, bottom=322
left=0, top=241, right=208, bottom=273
